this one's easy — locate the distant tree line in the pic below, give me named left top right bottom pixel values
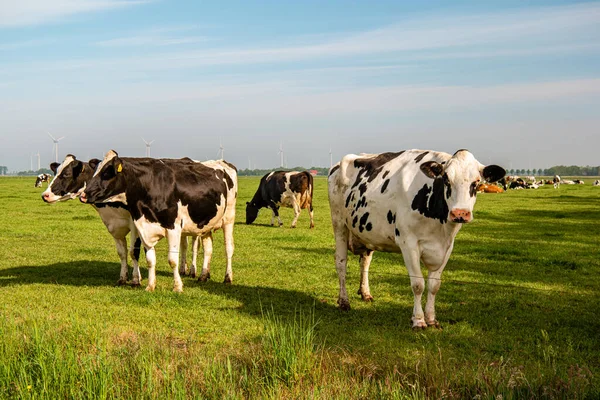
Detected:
left=238, top=166, right=330, bottom=176
left=506, top=166, right=600, bottom=176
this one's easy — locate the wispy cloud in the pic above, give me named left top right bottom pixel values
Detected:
left=0, top=0, right=150, bottom=28
left=96, top=34, right=209, bottom=47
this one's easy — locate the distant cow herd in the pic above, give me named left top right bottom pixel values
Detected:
left=38, top=149, right=593, bottom=329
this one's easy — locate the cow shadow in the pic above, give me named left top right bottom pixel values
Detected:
left=0, top=261, right=172, bottom=288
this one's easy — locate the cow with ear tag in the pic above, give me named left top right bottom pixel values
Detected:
left=328, top=149, right=505, bottom=330
left=41, top=154, right=144, bottom=286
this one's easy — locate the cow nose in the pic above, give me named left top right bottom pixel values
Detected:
left=42, top=192, right=50, bottom=202
left=450, top=208, right=472, bottom=223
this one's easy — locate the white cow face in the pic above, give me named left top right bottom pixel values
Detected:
left=417, top=150, right=505, bottom=223
left=41, top=156, right=100, bottom=203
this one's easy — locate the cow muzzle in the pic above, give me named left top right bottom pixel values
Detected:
left=450, top=208, right=472, bottom=223
left=80, top=192, right=88, bottom=203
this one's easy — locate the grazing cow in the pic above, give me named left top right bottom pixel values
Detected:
left=593, top=180, right=600, bottom=186
left=246, top=171, right=314, bottom=228
left=42, top=155, right=143, bottom=285
left=328, top=149, right=505, bottom=329
left=81, top=151, right=237, bottom=292
left=34, top=173, right=52, bottom=188
left=553, top=175, right=561, bottom=189
left=573, top=179, right=584, bottom=185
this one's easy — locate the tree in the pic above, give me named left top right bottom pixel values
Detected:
left=0, top=166, right=7, bottom=175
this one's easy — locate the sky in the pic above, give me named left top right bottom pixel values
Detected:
left=1, top=0, right=599, bottom=172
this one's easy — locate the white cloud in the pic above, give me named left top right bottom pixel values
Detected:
left=0, top=0, right=150, bottom=27
left=95, top=35, right=209, bottom=47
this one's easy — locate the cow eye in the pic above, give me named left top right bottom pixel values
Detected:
left=101, top=166, right=116, bottom=180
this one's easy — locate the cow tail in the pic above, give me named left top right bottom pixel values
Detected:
left=338, top=154, right=359, bottom=187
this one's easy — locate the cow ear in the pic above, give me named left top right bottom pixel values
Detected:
left=482, top=165, right=506, bottom=183
left=72, top=160, right=84, bottom=175
left=50, top=162, right=60, bottom=174
left=420, top=161, right=444, bottom=179
left=246, top=202, right=249, bottom=205
left=88, top=158, right=101, bottom=171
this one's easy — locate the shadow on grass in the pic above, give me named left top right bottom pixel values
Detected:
left=0, top=261, right=172, bottom=287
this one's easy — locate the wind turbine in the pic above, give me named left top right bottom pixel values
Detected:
left=142, top=137, right=155, bottom=157
left=218, top=139, right=224, bottom=160
left=36, top=152, right=41, bottom=171
left=329, top=148, right=333, bottom=168
left=278, top=143, right=284, bottom=168
left=48, top=132, right=65, bottom=163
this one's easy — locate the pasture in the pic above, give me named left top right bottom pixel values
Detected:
left=0, top=175, right=599, bottom=399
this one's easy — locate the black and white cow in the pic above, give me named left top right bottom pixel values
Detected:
left=246, top=171, right=314, bottom=228
left=42, top=155, right=143, bottom=285
left=81, top=150, right=237, bottom=292
left=35, top=173, right=52, bottom=188
left=328, top=149, right=505, bottom=329
left=553, top=175, right=561, bottom=189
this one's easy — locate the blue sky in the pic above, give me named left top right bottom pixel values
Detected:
left=1, top=0, right=599, bottom=171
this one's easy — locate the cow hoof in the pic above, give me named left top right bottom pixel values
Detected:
left=338, top=299, right=351, bottom=311
left=361, top=294, right=374, bottom=302
left=190, top=272, right=196, bottom=279
left=223, top=276, right=232, bottom=284
left=117, top=279, right=127, bottom=286
left=130, top=281, right=141, bottom=287
left=145, top=285, right=155, bottom=292
left=427, top=320, right=442, bottom=329
left=291, top=225, right=296, bottom=229
left=411, top=318, right=427, bottom=330
left=310, top=224, right=315, bottom=229
left=173, top=286, right=183, bottom=293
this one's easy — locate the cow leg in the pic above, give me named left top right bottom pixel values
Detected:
left=145, top=247, right=157, bottom=292
left=290, top=198, right=301, bottom=228
left=113, top=237, right=129, bottom=285
left=334, top=225, right=351, bottom=310
left=423, top=246, right=452, bottom=329
left=190, top=236, right=199, bottom=278
left=179, top=235, right=189, bottom=276
left=357, top=250, right=374, bottom=302
left=129, top=230, right=142, bottom=287
left=199, top=233, right=213, bottom=282
left=308, top=204, right=315, bottom=229
left=222, top=221, right=234, bottom=283
left=166, top=230, right=184, bottom=292
left=400, top=243, right=427, bottom=329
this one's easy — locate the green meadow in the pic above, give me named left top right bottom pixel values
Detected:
left=0, top=176, right=598, bottom=399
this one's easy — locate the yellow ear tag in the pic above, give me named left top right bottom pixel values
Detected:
left=117, top=164, right=123, bottom=173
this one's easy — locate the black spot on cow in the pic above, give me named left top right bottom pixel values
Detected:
left=366, top=222, right=373, bottom=231
left=133, top=237, right=142, bottom=260
left=359, top=212, right=370, bottom=232
left=469, top=182, right=477, bottom=198
left=382, top=170, right=389, bottom=179
left=352, top=215, right=358, bottom=228
left=414, top=151, right=429, bottom=163
left=395, top=228, right=400, bottom=237
left=381, top=179, right=390, bottom=193
left=358, top=182, right=368, bottom=196
left=329, top=165, right=340, bottom=176
left=387, top=210, right=396, bottom=224
left=95, top=202, right=128, bottom=211
left=345, top=193, right=352, bottom=208
left=353, top=152, right=404, bottom=183
left=411, top=178, right=449, bottom=224
left=442, top=173, right=452, bottom=199
left=354, top=196, right=367, bottom=211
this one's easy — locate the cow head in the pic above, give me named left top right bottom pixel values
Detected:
left=41, top=155, right=100, bottom=203
left=81, top=150, right=127, bottom=204
left=245, top=201, right=260, bottom=224
left=416, top=150, right=505, bottom=224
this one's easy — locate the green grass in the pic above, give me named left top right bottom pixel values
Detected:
left=0, top=176, right=599, bottom=398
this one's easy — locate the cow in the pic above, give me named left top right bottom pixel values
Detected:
left=328, top=149, right=505, bottom=329
left=81, top=150, right=237, bottom=292
left=593, top=180, right=600, bottom=186
left=246, top=171, right=314, bottom=228
left=35, top=173, right=52, bottom=188
left=42, top=155, right=143, bottom=286
left=476, top=183, right=504, bottom=193
left=553, top=175, right=561, bottom=189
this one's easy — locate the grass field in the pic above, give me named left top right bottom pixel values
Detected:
left=0, top=175, right=599, bottom=399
